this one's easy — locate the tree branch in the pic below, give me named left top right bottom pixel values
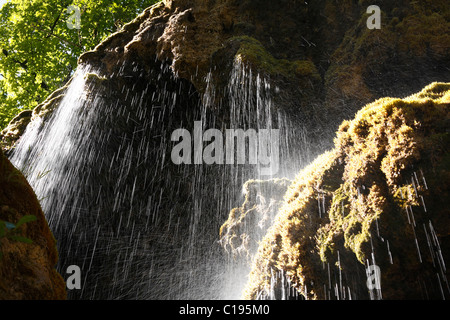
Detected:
left=32, top=23, right=84, bottom=50
left=49, top=11, right=62, bottom=33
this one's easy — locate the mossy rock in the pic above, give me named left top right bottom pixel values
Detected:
left=242, top=82, right=450, bottom=300
left=231, top=36, right=321, bottom=81
left=0, top=110, right=33, bottom=153
left=84, top=72, right=107, bottom=86
left=0, top=149, right=66, bottom=299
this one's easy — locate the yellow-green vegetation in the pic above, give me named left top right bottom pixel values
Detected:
left=232, top=36, right=321, bottom=81
left=242, top=82, right=450, bottom=300
left=84, top=72, right=108, bottom=86
left=324, top=0, right=450, bottom=105
left=394, top=1, right=450, bottom=58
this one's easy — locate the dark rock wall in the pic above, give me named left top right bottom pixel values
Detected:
left=3, top=0, right=449, bottom=155
left=0, top=0, right=448, bottom=300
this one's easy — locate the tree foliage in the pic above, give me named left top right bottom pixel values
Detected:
left=0, top=0, right=160, bottom=129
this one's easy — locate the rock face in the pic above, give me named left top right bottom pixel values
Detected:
left=0, top=111, right=32, bottom=154
left=0, top=149, right=66, bottom=299
left=0, top=0, right=448, bottom=300
left=241, top=83, right=450, bottom=300
left=79, top=0, right=449, bottom=115
left=2, top=0, right=449, bottom=154
left=2, top=0, right=449, bottom=151
left=219, top=178, right=291, bottom=260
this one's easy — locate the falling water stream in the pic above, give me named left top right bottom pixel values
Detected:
left=9, top=55, right=316, bottom=300
left=9, top=51, right=447, bottom=300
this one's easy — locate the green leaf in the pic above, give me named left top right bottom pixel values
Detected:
left=8, top=235, right=33, bottom=244
left=0, top=0, right=162, bottom=130
left=15, top=214, right=37, bottom=228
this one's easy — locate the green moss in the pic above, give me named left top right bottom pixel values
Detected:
left=395, top=12, right=450, bottom=57
left=33, top=94, right=65, bottom=119
left=411, top=82, right=450, bottom=101
left=324, top=2, right=450, bottom=105
left=231, top=36, right=321, bottom=80
left=242, top=82, right=450, bottom=300
left=84, top=72, right=107, bottom=85
left=317, top=182, right=374, bottom=264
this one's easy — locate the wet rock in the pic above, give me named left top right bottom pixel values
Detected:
left=2, top=0, right=449, bottom=151
left=243, top=82, right=450, bottom=300
left=0, top=111, right=32, bottom=154
left=0, top=149, right=66, bottom=299
left=0, top=0, right=448, bottom=300
left=219, top=178, right=291, bottom=260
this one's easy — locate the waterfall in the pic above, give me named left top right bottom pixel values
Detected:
left=11, top=66, right=99, bottom=229
left=218, top=59, right=317, bottom=299
left=10, top=61, right=223, bottom=299
left=8, top=49, right=446, bottom=302
left=8, top=46, right=318, bottom=299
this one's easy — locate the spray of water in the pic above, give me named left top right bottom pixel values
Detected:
left=7, top=50, right=313, bottom=299
left=11, top=42, right=394, bottom=300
